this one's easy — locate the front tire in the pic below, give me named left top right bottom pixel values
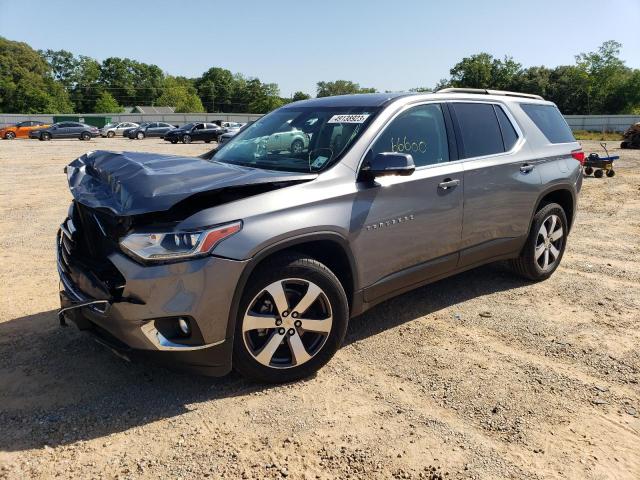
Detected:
left=107, top=131, right=115, bottom=138
left=80, top=132, right=91, bottom=141
left=233, top=254, right=349, bottom=383
left=41, top=132, right=51, bottom=141
left=5, top=131, right=15, bottom=140
left=510, top=203, right=568, bottom=281
left=182, top=134, right=191, bottom=144
left=136, top=131, right=145, bottom=140
left=290, top=138, right=304, bottom=154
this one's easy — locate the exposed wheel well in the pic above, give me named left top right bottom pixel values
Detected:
left=537, top=189, right=574, bottom=229
left=250, top=240, right=355, bottom=310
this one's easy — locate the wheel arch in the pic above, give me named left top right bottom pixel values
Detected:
left=225, top=232, right=357, bottom=339
left=532, top=185, right=576, bottom=232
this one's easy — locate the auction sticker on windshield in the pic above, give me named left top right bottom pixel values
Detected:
left=327, top=114, right=370, bottom=124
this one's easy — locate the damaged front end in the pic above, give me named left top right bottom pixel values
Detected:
left=56, top=150, right=315, bottom=373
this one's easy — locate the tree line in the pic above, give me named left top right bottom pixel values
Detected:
left=0, top=36, right=637, bottom=115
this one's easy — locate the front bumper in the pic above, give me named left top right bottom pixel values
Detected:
left=57, top=227, right=248, bottom=376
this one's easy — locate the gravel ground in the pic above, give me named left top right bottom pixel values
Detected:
left=0, top=137, right=638, bottom=479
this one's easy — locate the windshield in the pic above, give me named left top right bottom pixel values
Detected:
left=181, top=123, right=195, bottom=130
left=211, top=106, right=379, bottom=173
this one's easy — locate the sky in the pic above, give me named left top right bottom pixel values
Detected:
left=1, top=0, right=639, bottom=97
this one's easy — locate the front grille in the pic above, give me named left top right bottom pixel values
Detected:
left=60, top=202, right=127, bottom=298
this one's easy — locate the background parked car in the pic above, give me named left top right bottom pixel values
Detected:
left=28, top=122, right=99, bottom=141
left=126, top=122, right=176, bottom=139
left=0, top=121, right=49, bottom=139
left=163, top=122, right=223, bottom=144
left=100, top=122, right=139, bottom=137
left=219, top=122, right=244, bottom=135
left=216, top=121, right=254, bottom=146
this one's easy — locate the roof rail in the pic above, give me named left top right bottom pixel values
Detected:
left=436, top=88, right=544, bottom=101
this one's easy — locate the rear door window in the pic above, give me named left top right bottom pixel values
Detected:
left=521, top=104, right=575, bottom=144
left=451, top=103, right=504, bottom=158
left=494, top=105, right=519, bottom=151
left=371, top=103, right=450, bottom=167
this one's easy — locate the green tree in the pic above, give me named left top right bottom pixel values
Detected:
left=575, top=40, right=631, bottom=114
left=93, top=91, right=123, bottom=113
left=448, top=53, right=522, bottom=90
left=39, top=49, right=77, bottom=88
left=195, top=67, right=235, bottom=112
left=71, top=55, right=102, bottom=112
left=292, top=91, right=311, bottom=101
left=156, top=76, right=204, bottom=113
left=0, top=37, right=73, bottom=113
left=316, top=80, right=376, bottom=97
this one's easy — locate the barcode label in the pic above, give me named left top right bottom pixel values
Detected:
left=327, top=114, right=370, bottom=124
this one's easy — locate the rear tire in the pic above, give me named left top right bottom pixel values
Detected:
left=510, top=203, right=568, bottom=281
left=584, top=167, right=593, bottom=175
left=5, top=131, right=15, bottom=140
left=232, top=254, right=349, bottom=383
left=80, top=132, right=91, bottom=141
left=606, top=169, right=615, bottom=177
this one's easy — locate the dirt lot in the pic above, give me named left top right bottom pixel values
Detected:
left=0, top=137, right=638, bottom=480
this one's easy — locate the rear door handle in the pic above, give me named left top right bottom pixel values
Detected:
left=520, top=163, right=535, bottom=173
left=438, top=178, right=460, bottom=190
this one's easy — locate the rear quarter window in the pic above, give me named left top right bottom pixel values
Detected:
left=451, top=103, right=504, bottom=158
left=521, top=104, right=575, bottom=144
left=494, top=105, right=519, bottom=151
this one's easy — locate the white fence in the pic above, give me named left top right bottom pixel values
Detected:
left=563, top=115, right=639, bottom=132
left=1, top=113, right=639, bottom=132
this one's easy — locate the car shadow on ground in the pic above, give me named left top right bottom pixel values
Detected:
left=0, top=264, right=530, bottom=452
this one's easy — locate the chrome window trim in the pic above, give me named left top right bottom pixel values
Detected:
left=356, top=99, right=526, bottom=174
left=446, top=99, right=525, bottom=163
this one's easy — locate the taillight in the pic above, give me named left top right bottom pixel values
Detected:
left=571, top=149, right=585, bottom=165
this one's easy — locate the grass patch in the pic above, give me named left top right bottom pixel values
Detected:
left=573, top=130, right=623, bottom=141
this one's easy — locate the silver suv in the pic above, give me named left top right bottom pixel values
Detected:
left=57, top=90, right=583, bottom=382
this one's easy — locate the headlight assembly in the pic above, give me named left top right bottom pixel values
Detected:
left=120, top=221, right=241, bottom=262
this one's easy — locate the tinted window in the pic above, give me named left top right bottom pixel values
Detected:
left=451, top=103, right=503, bottom=158
left=494, top=105, right=519, bottom=151
left=371, top=104, right=449, bottom=167
left=521, top=104, right=575, bottom=144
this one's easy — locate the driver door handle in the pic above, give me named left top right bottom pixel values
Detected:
left=520, top=163, right=535, bottom=173
left=438, top=178, right=460, bottom=190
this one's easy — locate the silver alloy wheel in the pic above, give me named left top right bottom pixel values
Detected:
left=137, top=131, right=144, bottom=140
left=242, top=278, right=333, bottom=369
left=535, top=214, right=563, bottom=271
left=183, top=134, right=191, bottom=144
left=6, top=131, right=15, bottom=139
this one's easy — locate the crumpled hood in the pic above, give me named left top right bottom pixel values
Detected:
left=66, top=150, right=316, bottom=216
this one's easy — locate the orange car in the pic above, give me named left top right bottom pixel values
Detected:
left=0, top=120, right=50, bottom=139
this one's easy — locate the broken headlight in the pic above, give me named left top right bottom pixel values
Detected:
left=120, top=221, right=241, bottom=262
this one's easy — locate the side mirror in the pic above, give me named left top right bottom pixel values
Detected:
left=360, top=152, right=415, bottom=180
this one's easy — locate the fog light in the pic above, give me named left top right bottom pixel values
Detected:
left=178, top=317, right=190, bottom=336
